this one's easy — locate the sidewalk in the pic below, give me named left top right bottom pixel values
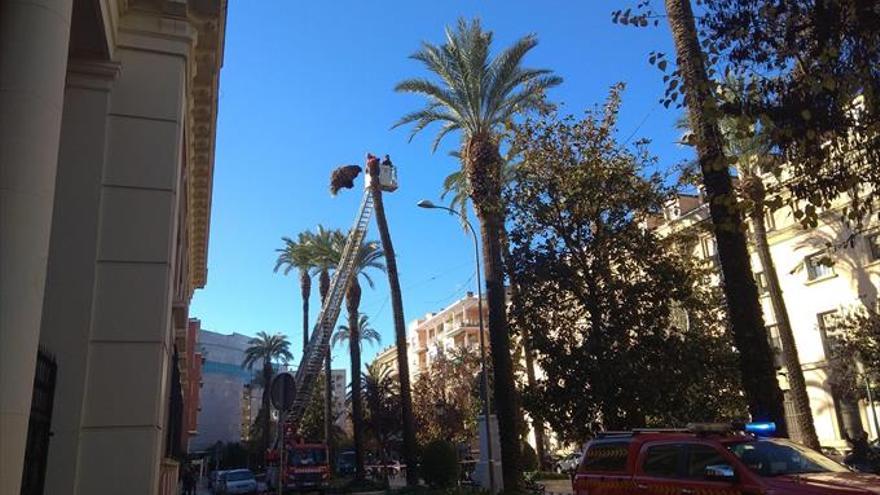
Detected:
left=540, top=479, right=574, bottom=495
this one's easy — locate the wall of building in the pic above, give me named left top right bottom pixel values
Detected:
left=654, top=194, right=880, bottom=447
left=192, top=330, right=262, bottom=452
left=0, top=1, right=226, bottom=492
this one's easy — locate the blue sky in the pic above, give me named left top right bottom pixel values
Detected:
left=190, top=1, right=691, bottom=374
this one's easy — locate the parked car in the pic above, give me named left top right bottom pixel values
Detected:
left=573, top=422, right=880, bottom=495
left=337, top=450, right=356, bottom=476
left=217, top=469, right=257, bottom=495
left=554, top=451, right=582, bottom=473
left=254, top=472, right=269, bottom=493
left=209, top=470, right=227, bottom=492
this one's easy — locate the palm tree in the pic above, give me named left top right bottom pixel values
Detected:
left=275, top=233, right=315, bottom=351
left=307, top=225, right=346, bottom=462
left=364, top=154, right=419, bottom=485
left=675, top=101, right=821, bottom=448
left=664, top=0, right=787, bottom=429
left=393, top=18, right=560, bottom=488
left=334, top=242, right=385, bottom=481
left=361, top=363, right=400, bottom=484
left=333, top=313, right=381, bottom=349
left=440, top=159, right=551, bottom=469
left=242, top=332, right=294, bottom=456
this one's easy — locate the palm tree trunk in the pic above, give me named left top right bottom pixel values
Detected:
left=367, top=159, right=418, bottom=486
left=320, top=270, right=334, bottom=468
left=747, top=179, right=820, bottom=449
left=465, top=135, right=522, bottom=490
left=665, top=0, right=787, bottom=432
left=300, top=268, right=311, bottom=351
left=262, top=362, right=273, bottom=455
left=347, top=280, right=366, bottom=481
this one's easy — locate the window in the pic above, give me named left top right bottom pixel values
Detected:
left=868, top=233, right=880, bottom=262
left=643, top=444, right=684, bottom=478
left=755, top=272, right=768, bottom=295
left=727, top=439, right=847, bottom=477
left=581, top=442, right=629, bottom=473
left=686, top=444, right=728, bottom=479
left=764, top=209, right=777, bottom=231
left=701, top=237, right=719, bottom=266
left=817, top=311, right=842, bottom=361
left=805, top=251, right=834, bottom=281
left=766, top=324, right=783, bottom=369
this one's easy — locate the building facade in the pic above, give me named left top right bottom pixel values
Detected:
left=408, top=292, right=487, bottom=378
left=332, top=368, right=348, bottom=430
left=192, top=329, right=262, bottom=451
left=0, top=0, right=226, bottom=493
left=652, top=193, right=880, bottom=447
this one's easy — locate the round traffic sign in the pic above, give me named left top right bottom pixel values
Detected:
left=270, top=372, right=296, bottom=412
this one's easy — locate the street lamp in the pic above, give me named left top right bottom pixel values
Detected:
left=417, top=199, right=495, bottom=493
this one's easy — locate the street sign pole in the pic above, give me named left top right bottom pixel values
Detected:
left=270, top=372, right=296, bottom=495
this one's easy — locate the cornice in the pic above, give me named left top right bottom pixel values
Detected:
left=114, top=0, right=226, bottom=292
left=185, top=0, right=226, bottom=291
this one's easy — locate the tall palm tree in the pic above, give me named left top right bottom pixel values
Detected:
left=675, top=103, right=821, bottom=448
left=393, top=18, right=560, bottom=488
left=364, top=154, right=418, bottom=485
left=334, top=241, right=385, bottom=481
left=440, top=160, right=550, bottom=469
left=274, top=232, right=315, bottom=351
left=242, top=332, right=294, bottom=456
left=333, top=313, right=381, bottom=350
left=664, top=0, right=787, bottom=430
left=307, top=225, right=346, bottom=461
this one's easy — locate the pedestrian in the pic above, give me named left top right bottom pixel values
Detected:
left=181, top=465, right=196, bottom=495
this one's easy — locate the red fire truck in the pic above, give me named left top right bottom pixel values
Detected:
left=266, top=437, right=330, bottom=493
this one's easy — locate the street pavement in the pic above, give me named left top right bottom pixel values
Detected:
left=540, top=479, right=574, bottom=494
left=192, top=473, right=572, bottom=494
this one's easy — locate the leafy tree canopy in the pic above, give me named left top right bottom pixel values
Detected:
left=411, top=347, right=486, bottom=446
left=506, top=86, right=747, bottom=441
left=616, top=0, right=880, bottom=228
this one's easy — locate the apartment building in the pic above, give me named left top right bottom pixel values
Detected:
left=408, top=292, right=487, bottom=377
left=193, top=330, right=263, bottom=452
left=651, top=192, right=880, bottom=447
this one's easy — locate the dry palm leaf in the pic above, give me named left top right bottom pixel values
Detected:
left=329, top=165, right=362, bottom=196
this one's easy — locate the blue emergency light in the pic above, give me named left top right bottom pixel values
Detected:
left=744, top=422, right=776, bottom=435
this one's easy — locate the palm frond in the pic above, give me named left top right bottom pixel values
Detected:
left=394, top=15, right=560, bottom=173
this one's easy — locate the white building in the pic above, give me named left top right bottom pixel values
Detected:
left=652, top=192, right=880, bottom=448
left=192, top=330, right=262, bottom=452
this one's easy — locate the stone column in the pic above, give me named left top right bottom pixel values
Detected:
left=39, top=60, right=119, bottom=495
left=0, top=1, right=73, bottom=493
left=72, top=17, right=190, bottom=493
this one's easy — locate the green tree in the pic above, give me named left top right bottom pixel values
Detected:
left=363, top=154, right=419, bottom=485
left=662, top=0, right=786, bottom=430
left=411, top=347, right=484, bottom=446
left=361, top=363, right=402, bottom=483
left=506, top=90, right=747, bottom=440
left=274, top=233, right=315, bottom=350
left=700, top=0, right=880, bottom=228
left=332, top=243, right=385, bottom=481
left=393, top=18, right=561, bottom=488
left=242, top=332, right=293, bottom=455
left=826, top=302, right=880, bottom=440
